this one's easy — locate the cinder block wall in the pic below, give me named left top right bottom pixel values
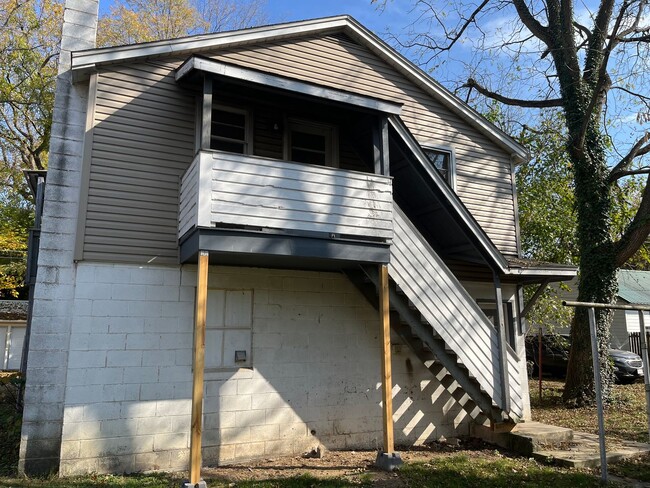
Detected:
left=19, top=0, right=99, bottom=475
left=58, top=262, right=473, bottom=475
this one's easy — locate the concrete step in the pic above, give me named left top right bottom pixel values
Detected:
left=472, top=421, right=650, bottom=468
left=533, top=431, right=650, bottom=468
left=471, top=421, right=573, bottom=456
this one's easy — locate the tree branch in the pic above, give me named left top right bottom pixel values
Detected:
left=609, top=132, right=650, bottom=182
left=614, top=174, right=650, bottom=267
left=463, top=78, right=564, bottom=108
left=511, top=0, right=552, bottom=45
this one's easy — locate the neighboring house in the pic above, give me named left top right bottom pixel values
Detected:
left=556, top=270, right=650, bottom=352
left=19, top=1, right=576, bottom=477
left=0, top=300, right=27, bottom=370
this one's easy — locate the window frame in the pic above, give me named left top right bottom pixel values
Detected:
left=284, top=118, right=339, bottom=168
left=209, top=103, right=253, bottom=155
left=422, top=144, right=456, bottom=190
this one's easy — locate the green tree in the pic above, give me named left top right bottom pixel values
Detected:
left=378, top=0, right=650, bottom=405
left=98, top=0, right=269, bottom=47
left=0, top=0, right=63, bottom=298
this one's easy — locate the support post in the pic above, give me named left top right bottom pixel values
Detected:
left=201, top=75, right=213, bottom=151
left=493, top=272, right=510, bottom=415
left=587, top=307, right=607, bottom=483
left=188, top=251, right=209, bottom=487
left=637, top=311, right=650, bottom=441
left=375, top=264, right=402, bottom=471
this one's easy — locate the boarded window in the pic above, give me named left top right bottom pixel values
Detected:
left=205, top=289, right=253, bottom=370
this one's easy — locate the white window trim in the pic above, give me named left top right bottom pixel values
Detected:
left=422, top=143, right=456, bottom=190
left=284, top=118, right=339, bottom=168
left=210, top=103, right=254, bottom=155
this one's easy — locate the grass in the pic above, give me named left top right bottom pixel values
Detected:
left=529, top=379, right=649, bottom=443
left=0, top=473, right=368, bottom=488
left=0, top=374, right=645, bottom=486
left=399, top=454, right=613, bottom=487
left=0, top=457, right=617, bottom=488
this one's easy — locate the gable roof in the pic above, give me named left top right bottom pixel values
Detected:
left=71, top=15, right=529, bottom=162
left=618, top=270, right=650, bottom=304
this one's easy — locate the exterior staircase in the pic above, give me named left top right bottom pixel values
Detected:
left=345, top=204, right=524, bottom=424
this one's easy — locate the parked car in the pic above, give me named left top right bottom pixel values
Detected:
left=525, top=334, right=644, bottom=383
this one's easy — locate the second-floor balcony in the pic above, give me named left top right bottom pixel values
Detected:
left=178, top=150, right=393, bottom=266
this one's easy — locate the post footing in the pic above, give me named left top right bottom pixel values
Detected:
left=375, top=451, right=403, bottom=471
left=181, top=480, right=207, bottom=488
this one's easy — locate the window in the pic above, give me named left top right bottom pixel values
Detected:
left=286, top=119, right=338, bottom=167
left=477, top=299, right=516, bottom=348
left=423, top=146, right=455, bottom=188
left=205, top=289, right=253, bottom=370
left=210, top=106, right=251, bottom=154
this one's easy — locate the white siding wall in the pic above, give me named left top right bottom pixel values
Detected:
left=59, top=262, right=477, bottom=475
left=179, top=151, right=393, bottom=240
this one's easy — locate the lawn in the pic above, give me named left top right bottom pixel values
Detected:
left=529, top=379, right=649, bottom=443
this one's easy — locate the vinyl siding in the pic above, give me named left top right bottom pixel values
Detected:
left=209, top=34, right=518, bottom=255
left=82, top=32, right=518, bottom=262
left=83, top=59, right=195, bottom=263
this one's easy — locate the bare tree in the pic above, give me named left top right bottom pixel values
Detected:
left=375, top=0, right=650, bottom=405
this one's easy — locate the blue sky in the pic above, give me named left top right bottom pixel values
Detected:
left=98, top=1, right=411, bottom=39
left=264, top=0, right=409, bottom=34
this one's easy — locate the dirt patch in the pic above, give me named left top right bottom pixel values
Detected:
left=201, top=441, right=490, bottom=485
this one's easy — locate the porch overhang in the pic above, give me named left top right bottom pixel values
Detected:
left=179, top=227, right=390, bottom=268
left=504, top=257, right=577, bottom=285
left=176, top=55, right=403, bottom=115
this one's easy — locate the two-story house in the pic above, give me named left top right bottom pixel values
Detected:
left=19, top=1, right=575, bottom=477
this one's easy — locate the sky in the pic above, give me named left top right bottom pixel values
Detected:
left=263, top=0, right=409, bottom=34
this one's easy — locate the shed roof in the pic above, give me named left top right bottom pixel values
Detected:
left=618, top=270, right=650, bottom=304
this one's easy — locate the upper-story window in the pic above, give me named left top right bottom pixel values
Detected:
left=423, top=146, right=455, bottom=189
left=286, top=119, right=339, bottom=167
left=211, top=105, right=251, bottom=154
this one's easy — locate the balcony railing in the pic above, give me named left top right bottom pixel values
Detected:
left=179, top=151, right=393, bottom=243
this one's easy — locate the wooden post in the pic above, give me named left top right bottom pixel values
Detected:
left=379, top=264, right=394, bottom=453
left=190, top=251, right=209, bottom=485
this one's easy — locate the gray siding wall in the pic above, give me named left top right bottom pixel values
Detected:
left=82, top=60, right=195, bottom=263
left=82, top=32, right=518, bottom=263
left=209, top=34, right=519, bottom=255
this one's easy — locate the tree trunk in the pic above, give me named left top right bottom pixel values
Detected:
left=563, top=118, right=618, bottom=406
